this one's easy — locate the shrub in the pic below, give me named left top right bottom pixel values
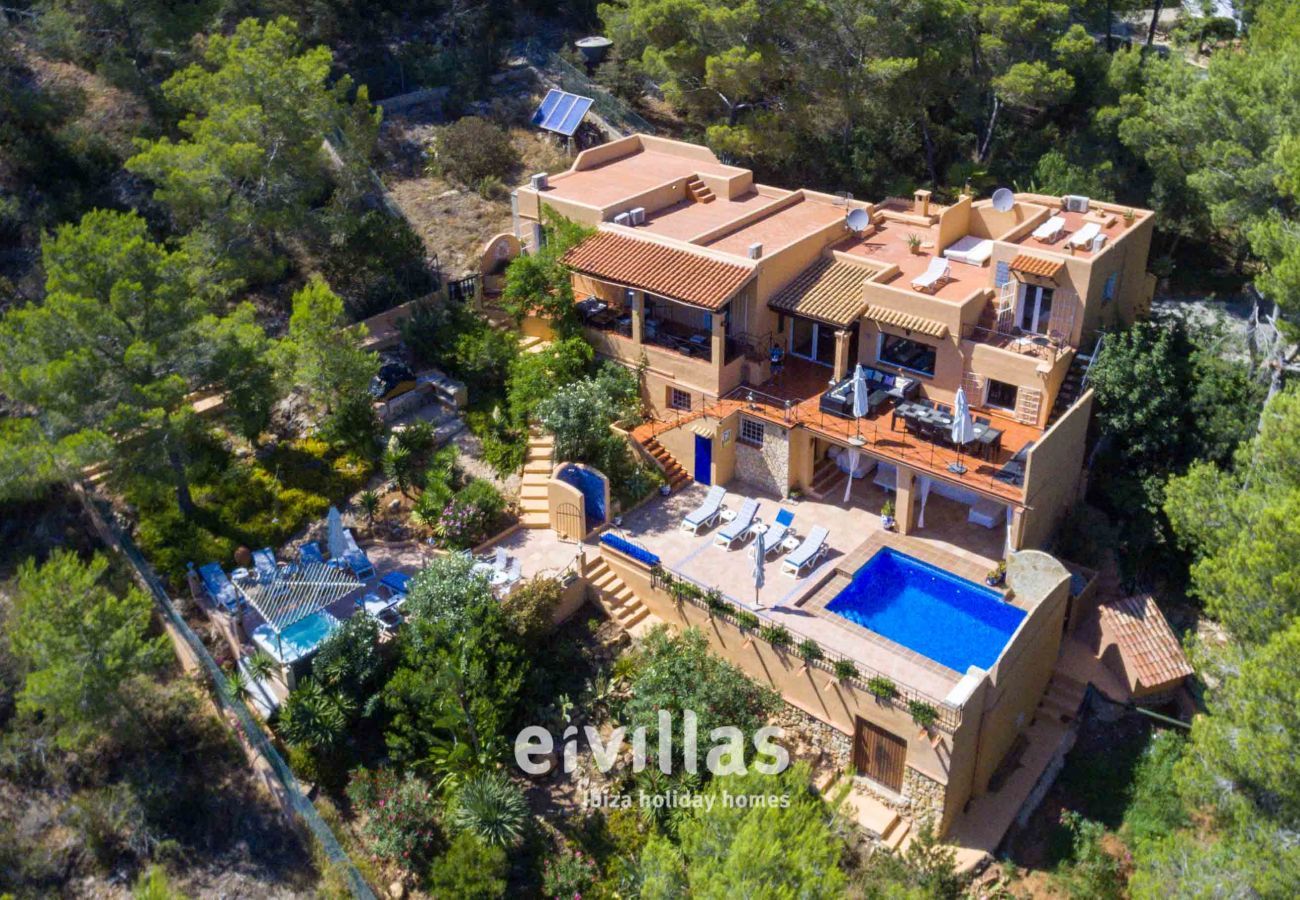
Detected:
left=345, top=768, right=442, bottom=867
left=436, top=478, right=506, bottom=549
left=760, top=624, right=792, bottom=647
left=450, top=771, right=529, bottom=848
left=426, top=831, right=508, bottom=899
left=907, top=700, right=939, bottom=730
left=867, top=676, right=898, bottom=700
left=705, top=589, right=731, bottom=615
left=797, top=638, right=824, bottom=662
left=834, top=659, right=859, bottom=681
left=430, top=116, right=519, bottom=186
left=66, top=784, right=157, bottom=870
left=735, top=609, right=760, bottom=631
left=500, top=576, right=562, bottom=643
left=476, top=174, right=507, bottom=200
left=542, top=845, right=599, bottom=899
left=1059, top=810, right=1124, bottom=900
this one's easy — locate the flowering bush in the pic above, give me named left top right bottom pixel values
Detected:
left=345, top=768, right=441, bottom=867
left=542, top=845, right=598, bottom=899
left=435, top=478, right=505, bottom=550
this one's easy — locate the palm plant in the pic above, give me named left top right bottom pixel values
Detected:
left=244, top=649, right=277, bottom=683
left=450, top=771, right=529, bottom=848
left=383, top=443, right=415, bottom=496
left=225, top=669, right=251, bottom=701
left=357, top=489, right=381, bottom=531
left=278, top=680, right=351, bottom=752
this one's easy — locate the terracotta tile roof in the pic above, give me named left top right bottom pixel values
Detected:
left=768, top=257, right=872, bottom=327
left=864, top=305, right=949, bottom=339
left=562, top=231, right=753, bottom=310
left=1009, top=253, right=1064, bottom=280
left=1099, top=594, right=1193, bottom=692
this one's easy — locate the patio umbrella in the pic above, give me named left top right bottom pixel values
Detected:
left=948, top=388, right=976, bottom=474
left=752, top=529, right=766, bottom=608
left=842, top=446, right=860, bottom=503
left=850, top=364, right=871, bottom=419
left=326, top=505, right=347, bottom=559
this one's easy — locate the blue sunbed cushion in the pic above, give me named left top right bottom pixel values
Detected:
left=381, top=572, right=412, bottom=594
left=882, top=374, right=896, bottom=388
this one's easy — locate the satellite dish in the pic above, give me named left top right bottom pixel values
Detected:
left=845, top=208, right=871, bottom=233
left=992, top=188, right=1015, bottom=212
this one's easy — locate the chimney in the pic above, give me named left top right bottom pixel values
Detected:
left=913, top=189, right=932, bottom=217
left=530, top=172, right=549, bottom=191
left=748, top=243, right=763, bottom=259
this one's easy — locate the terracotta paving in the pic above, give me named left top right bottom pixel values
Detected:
left=834, top=222, right=990, bottom=303
left=541, top=148, right=742, bottom=208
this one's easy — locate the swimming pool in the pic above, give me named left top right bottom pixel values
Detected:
left=825, top=549, right=1024, bottom=673
left=252, top=610, right=341, bottom=664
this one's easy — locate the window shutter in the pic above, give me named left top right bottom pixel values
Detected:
left=995, top=260, right=1011, bottom=288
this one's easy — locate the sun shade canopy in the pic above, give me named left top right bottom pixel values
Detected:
left=237, top=562, right=361, bottom=633
left=532, top=89, right=594, bottom=137
left=1008, top=254, right=1064, bottom=281
left=768, top=257, right=872, bottom=327
left=865, top=305, right=949, bottom=339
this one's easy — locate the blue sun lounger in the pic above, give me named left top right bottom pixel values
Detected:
left=299, top=541, right=326, bottom=566
left=196, top=562, right=240, bottom=612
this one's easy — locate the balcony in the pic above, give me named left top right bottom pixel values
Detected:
left=578, top=296, right=716, bottom=364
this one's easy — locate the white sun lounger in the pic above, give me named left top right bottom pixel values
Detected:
left=681, top=485, right=727, bottom=533
left=911, top=257, right=950, bottom=292
left=1032, top=215, right=1067, bottom=242
left=942, top=236, right=994, bottom=266
left=1066, top=222, right=1102, bottom=249
left=715, top=498, right=760, bottom=548
left=781, top=526, right=829, bottom=577
left=755, top=508, right=795, bottom=557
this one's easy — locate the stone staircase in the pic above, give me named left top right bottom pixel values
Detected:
left=809, top=457, right=842, bottom=499
left=518, top=333, right=551, bottom=354
left=1048, top=351, right=1089, bottom=423
left=519, top=432, right=555, bottom=529
left=685, top=176, right=715, bottom=204
left=1036, top=672, right=1088, bottom=726
left=639, top=436, right=691, bottom=493
left=838, top=778, right=913, bottom=853
left=585, top=555, right=653, bottom=631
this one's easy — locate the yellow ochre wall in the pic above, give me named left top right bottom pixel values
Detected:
left=1020, top=390, right=1094, bottom=549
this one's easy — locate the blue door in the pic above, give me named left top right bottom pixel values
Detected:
left=694, top=434, right=712, bottom=485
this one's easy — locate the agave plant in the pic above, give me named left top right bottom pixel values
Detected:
left=357, top=489, right=381, bottom=530
left=243, top=650, right=277, bottom=683
left=450, top=771, right=529, bottom=848
left=225, top=669, right=251, bottom=701
left=278, top=680, right=352, bottom=752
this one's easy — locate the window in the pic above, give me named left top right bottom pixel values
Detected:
left=1017, top=284, right=1054, bottom=334
left=878, top=334, right=937, bottom=377
left=739, top=418, right=765, bottom=447
left=1102, top=271, right=1119, bottom=303
left=986, top=379, right=1018, bottom=410
left=669, top=388, right=692, bottom=411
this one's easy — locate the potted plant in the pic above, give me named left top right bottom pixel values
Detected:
left=867, top=676, right=898, bottom=701
left=908, top=700, right=939, bottom=737
left=905, top=233, right=923, bottom=255
left=985, top=560, right=1007, bottom=587
left=833, top=659, right=859, bottom=682
left=760, top=624, right=792, bottom=649
left=881, top=499, right=896, bottom=530
left=1123, top=208, right=1136, bottom=227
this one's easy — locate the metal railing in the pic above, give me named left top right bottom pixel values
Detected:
left=961, top=323, right=1071, bottom=365
left=642, top=560, right=963, bottom=732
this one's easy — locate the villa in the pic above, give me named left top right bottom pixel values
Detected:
left=495, top=134, right=1165, bottom=860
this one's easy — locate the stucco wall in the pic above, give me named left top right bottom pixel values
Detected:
left=1021, top=390, right=1093, bottom=548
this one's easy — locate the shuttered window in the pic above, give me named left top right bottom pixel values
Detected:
left=995, top=260, right=1012, bottom=288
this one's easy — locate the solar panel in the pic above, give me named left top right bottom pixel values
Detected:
left=531, top=89, right=594, bottom=137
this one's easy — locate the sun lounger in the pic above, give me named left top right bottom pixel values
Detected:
left=873, top=463, right=897, bottom=492
left=942, top=236, right=994, bottom=266
left=993, top=441, right=1034, bottom=487
left=715, top=498, right=760, bottom=548
left=681, top=485, right=727, bottom=534
left=1066, top=222, right=1101, bottom=249
left=251, top=548, right=278, bottom=582
left=758, top=509, right=795, bottom=557
left=1032, top=215, right=1067, bottom=242
left=911, top=257, right=950, bottom=293
left=781, top=526, right=829, bottom=577
left=380, top=571, right=412, bottom=597
left=299, top=541, right=325, bottom=567
left=341, top=528, right=375, bottom=579
left=197, top=562, right=241, bottom=612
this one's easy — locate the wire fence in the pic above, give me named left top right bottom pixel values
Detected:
left=75, top=487, right=376, bottom=900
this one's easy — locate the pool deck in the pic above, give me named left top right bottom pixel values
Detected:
left=614, top=479, right=1004, bottom=701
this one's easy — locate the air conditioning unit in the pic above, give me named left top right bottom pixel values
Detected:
left=613, top=212, right=631, bottom=226
left=1091, top=234, right=1108, bottom=252
left=530, top=173, right=549, bottom=191
left=1063, top=194, right=1090, bottom=213
left=629, top=207, right=646, bottom=225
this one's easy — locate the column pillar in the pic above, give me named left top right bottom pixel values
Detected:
left=833, top=328, right=853, bottom=381
left=711, top=311, right=726, bottom=366
left=631, top=290, right=645, bottom=344
left=1007, top=506, right=1027, bottom=553
left=895, top=467, right=917, bottom=535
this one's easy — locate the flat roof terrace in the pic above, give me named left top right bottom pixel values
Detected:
left=836, top=221, right=990, bottom=303
left=539, top=148, right=744, bottom=209
left=1010, top=207, right=1141, bottom=260
left=703, top=196, right=848, bottom=257
left=640, top=189, right=777, bottom=242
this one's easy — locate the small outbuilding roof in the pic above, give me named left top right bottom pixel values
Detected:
left=865, top=305, right=949, bottom=339
left=563, top=231, right=753, bottom=311
left=1009, top=254, right=1065, bottom=281
left=1098, top=594, right=1193, bottom=693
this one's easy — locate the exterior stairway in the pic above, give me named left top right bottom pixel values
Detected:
left=1037, top=672, right=1088, bottom=726
left=685, top=176, right=715, bottom=204
left=839, top=778, right=914, bottom=853
left=518, top=333, right=551, bottom=354
left=518, top=432, right=555, bottom=529
left=640, top=436, right=691, bottom=493
left=585, top=556, right=653, bottom=631
left=1048, top=351, right=1090, bottom=423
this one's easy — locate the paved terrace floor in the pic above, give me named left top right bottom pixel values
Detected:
left=725, top=359, right=1040, bottom=505
left=615, top=480, right=1003, bottom=701
left=835, top=221, right=987, bottom=302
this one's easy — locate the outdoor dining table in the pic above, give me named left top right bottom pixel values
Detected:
left=891, top=401, right=1003, bottom=458
left=471, top=562, right=511, bottom=587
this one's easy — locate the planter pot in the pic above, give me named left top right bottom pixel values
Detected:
left=882, top=515, right=895, bottom=530
left=985, top=575, right=1004, bottom=587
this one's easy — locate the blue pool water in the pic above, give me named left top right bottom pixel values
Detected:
left=253, top=610, right=340, bottom=664
left=825, top=549, right=1025, bottom=673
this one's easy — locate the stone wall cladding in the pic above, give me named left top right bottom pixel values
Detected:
left=773, top=703, right=852, bottom=770
left=734, top=418, right=789, bottom=496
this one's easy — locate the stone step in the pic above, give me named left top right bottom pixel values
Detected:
left=592, top=571, right=619, bottom=593
left=621, top=605, right=651, bottom=628
left=530, top=433, right=555, bottom=445
left=520, top=511, right=549, bottom=528
left=884, top=818, right=912, bottom=852
left=523, top=460, right=552, bottom=475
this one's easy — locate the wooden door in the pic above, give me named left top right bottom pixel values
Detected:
left=853, top=717, right=907, bottom=792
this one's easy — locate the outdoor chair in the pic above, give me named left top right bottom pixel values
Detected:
left=715, top=498, right=760, bottom=548
left=757, top=509, right=795, bottom=557
left=298, top=541, right=325, bottom=567
left=1032, top=215, right=1067, bottom=242
left=911, top=257, right=951, bottom=293
left=493, top=547, right=509, bottom=572
left=501, top=557, right=522, bottom=587
left=781, top=526, right=829, bottom=577
left=681, top=485, right=727, bottom=534
left=1066, top=222, right=1102, bottom=249
left=251, top=548, right=277, bottom=583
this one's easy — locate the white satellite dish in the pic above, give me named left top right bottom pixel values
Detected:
left=845, top=208, right=871, bottom=233
left=991, top=188, right=1015, bottom=212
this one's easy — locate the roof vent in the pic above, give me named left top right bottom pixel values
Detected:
left=630, top=207, right=646, bottom=226
left=530, top=173, right=550, bottom=191
left=613, top=212, right=631, bottom=226
left=748, top=243, right=763, bottom=260
left=1063, top=194, right=1090, bottom=213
